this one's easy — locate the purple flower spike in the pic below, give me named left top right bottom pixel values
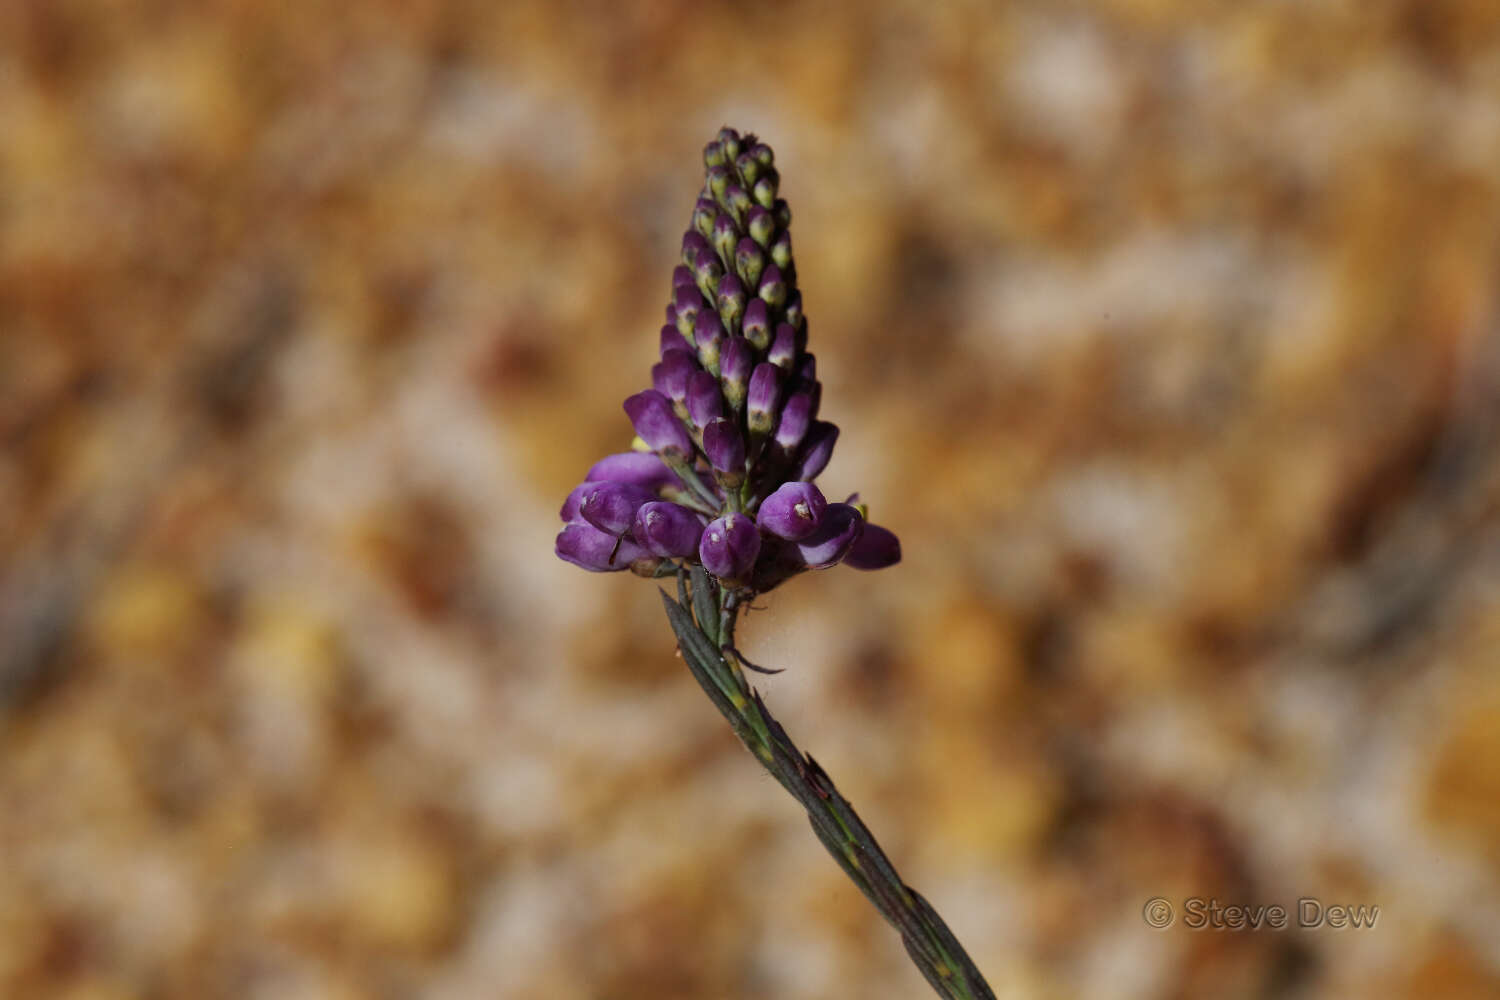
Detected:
left=844, top=522, right=901, bottom=570
left=703, top=417, right=746, bottom=476
left=660, top=323, right=692, bottom=357
left=652, top=349, right=698, bottom=404
left=686, top=370, right=724, bottom=428
left=774, top=392, right=814, bottom=452
left=795, top=503, right=864, bottom=569
left=795, top=421, right=839, bottom=480
left=634, top=501, right=705, bottom=558
left=746, top=362, right=782, bottom=434
left=742, top=298, right=772, bottom=351
left=700, top=512, right=761, bottom=581
left=769, top=322, right=798, bottom=370
left=624, top=390, right=693, bottom=460
left=673, top=285, right=704, bottom=340
left=579, top=482, right=657, bottom=536
left=758, top=264, right=787, bottom=310
left=556, top=523, right=649, bottom=572
left=694, top=308, right=726, bottom=370
left=757, top=481, right=828, bottom=541
left=585, top=451, right=680, bottom=491
left=720, top=336, right=755, bottom=410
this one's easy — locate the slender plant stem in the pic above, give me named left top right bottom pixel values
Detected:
left=661, top=567, right=996, bottom=1000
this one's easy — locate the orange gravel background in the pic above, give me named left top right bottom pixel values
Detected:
left=3, top=2, right=1500, bottom=998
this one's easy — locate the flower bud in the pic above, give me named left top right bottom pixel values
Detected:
left=707, top=164, right=731, bottom=202
left=693, top=307, right=725, bottom=371
left=795, top=421, right=839, bottom=480
left=719, top=336, right=755, bottom=411
left=747, top=205, right=775, bottom=248
left=712, top=212, right=740, bottom=262
left=692, top=198, right=718, bottom=239
left=673, top=285, right=703, bottom=341
left=724, top=183, right=752, bottom=226
left=700, top=512, right=760, bottom=582
left=652, top=348, right=698, bottom=404
left=783, top=290, right=804, bottom=331
left=716, top=127, right=741, bottom=163
left=694, top=247, right=725, bottom=297
left=556, top=522, right=649, bottom=572
left=757, top=264, right=787, bottom=310
left=795, top=503, right=864, bottom=568
left=682, top=230, right=713, bottom=270
left=735, top=151, right=761, bottom=186
left=751, top=142, right=774, bottom=167
left=735, top=237, right=766, bottom=290
left=774, top=198, right=791, bottom=230
left=624, top=390, right=693, bottom=461
left=703, top=140, right=727, bottom=168
left=660, top=323, right=692, bottom=357
left=717, top=273, right=747, bottom=333
left=769, top=228, right=792, bottom=270
left=757, top=481, right=827, bottom=540
left=686, top=370, right=723, bottom=428
left=579, top=482, right=657, bottom=536
left=742, top=298, right=772, bottom=351
left=746, top=362, right=782, bottom=435
left=844, top=522, right=901, bottom=570
left=753, top=169, right=779, bottom=210
left=774, top=392, right=813, bottom=452
left=702, top=417, right=746, bottom=478
left=585, top=451, right=681, bottom=491
left=768, top=322, right=798, bottom=370
left=672, top=264, right=696, bottom=291
left=796, top=353, right=816, bottom=382
left=634, top=501, right=706, bottom=558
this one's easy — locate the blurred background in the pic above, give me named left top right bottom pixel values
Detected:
left=3, top=2, right=1500, bottom=998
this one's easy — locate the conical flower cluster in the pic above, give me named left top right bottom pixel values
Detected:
left=556, top=127, right=900, bottom=591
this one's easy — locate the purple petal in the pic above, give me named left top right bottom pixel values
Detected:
left=795, top=503, right=864, bottom=568
left=702, top=417, right=746, bottom=474
left=756, top=481, right=827, bottom=541
left=560, top=481, right=600, bottom=523
left=844, top=522, right=901, bottom=570
left=693, top=307, right=725, bottom=369
left=634, top=501, right=705, bottom=558
left=578, top=482, right=657, bottom=536
left=653, top=349, right=699, bottom=403
left=660, top=323, right=692, bottom=357
left=746, top=362, right=781, bottom=433
left=742, top=297, right=771, bottom=350
left=672, top=265, right=696, bottom=291
left=686, top=370, right=724, bottom=428
left=673, top=285, right=704, bottom=339
left=585, top=452, right=680, bottom=491
left=774, top=392, right=813, bottom=452
left=768, top=322, right=798, bottom=370
left=795, top=421, right=839, bottom=480
left=700, top=512, right=761, bottom=581
left=556, top=523, right=648, bottom=572
left=624, top=390, right=693, bottom=459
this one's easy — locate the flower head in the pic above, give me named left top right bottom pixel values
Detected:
left=555, top=127, right=899, bottom=587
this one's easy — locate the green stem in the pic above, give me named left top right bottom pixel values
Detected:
left=660, top=570, right=996, bottom=1000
